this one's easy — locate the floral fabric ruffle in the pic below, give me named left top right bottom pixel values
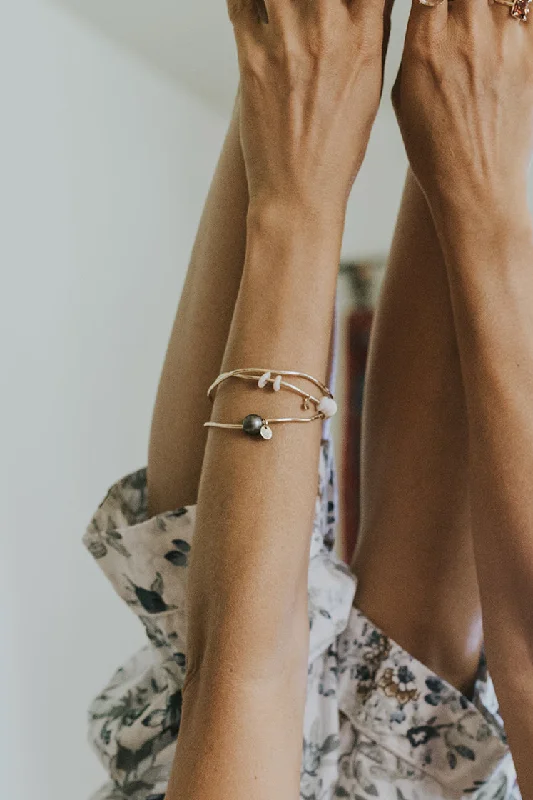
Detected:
left=84, top=436, right=519, bottom=800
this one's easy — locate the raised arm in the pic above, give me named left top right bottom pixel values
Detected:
left=353, top=167, right=482, bottom=697
left=148, top=98, right=249, bottom=514
left=394, top=0, right=533, bottom=792
left=164, top=2, right=389, bottom=798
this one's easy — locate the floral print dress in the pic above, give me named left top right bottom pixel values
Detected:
left=84, top=432, right=519, bottom=800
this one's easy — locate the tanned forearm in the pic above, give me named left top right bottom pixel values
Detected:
left=166, top=203, right=342, bottom=800
left=354, top=169, right=481, bottom=696
left=148, top=99, right=248, bottom=514
left=391, top=0, right=533, bottom=783
left=436, top=208, right=533, bottom=796
left=162, top=0, right=391, bottom=793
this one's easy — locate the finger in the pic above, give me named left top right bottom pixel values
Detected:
left=227, top=0, right=267, bottom=60
left=488, top=0, right=513, bottom=22
left=488, top=0, right=530, bottom=24
left=487, top=0, right=514, bottom=24
left=262, top=0, right=300, bottom=30
left=257, top=0, right=309, bottom=59
left=227, top=0, right=257, bottom=25
left=348, top=0, right=388, bottom=26
left=254, top=0, right=269, bottom=24
left=449, top=0, right=491, bottom=26
left=406, top=0, right=448, bottom=45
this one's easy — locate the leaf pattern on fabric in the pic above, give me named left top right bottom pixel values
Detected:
left=164, top=538, right=191, bottom=567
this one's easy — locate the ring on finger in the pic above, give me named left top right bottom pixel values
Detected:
left=417, top=0, right=448, bottom=9
left=492, top=0, right=531, bottom=21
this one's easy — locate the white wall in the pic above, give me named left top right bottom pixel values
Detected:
left=0, top=3, right=227, bottom=798
left=344, top=107, right=407, bottom=258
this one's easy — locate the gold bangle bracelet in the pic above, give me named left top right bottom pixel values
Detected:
left=210, top=371, right=323, bottom=410
left=204, top=412, right=325, bottom=441
left=207, top=368, right=333, bottom=403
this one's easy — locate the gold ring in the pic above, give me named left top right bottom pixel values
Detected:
left=492, top=0, right=531, bottom=20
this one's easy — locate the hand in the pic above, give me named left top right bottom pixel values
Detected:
left=227, top=0, right=391, bottom=223
left=393, top=0, right=533, bottom=219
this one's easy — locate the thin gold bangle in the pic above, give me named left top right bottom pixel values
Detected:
left=207, top=368, right=333, bottom=403
left=204, top=412, right=325, bottom=440
left=209, top=372, right=322, bottom=411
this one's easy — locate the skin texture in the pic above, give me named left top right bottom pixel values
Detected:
left=440, top=215, right=533, bottom=800
left=394, top=0, right=533, bottom=792
left=163, top=2, right=391, bottom=798
left=352, top=169, right=483, bottom=699
left=144, top=0, right=533, bottom=796
left=228, top=0, right=388, bottom=218
left=393, top=0, right=533, bottom=214
left=148, top=99, right=248, bottom=514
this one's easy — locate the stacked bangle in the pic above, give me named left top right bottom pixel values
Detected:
left=204, top=368, right=337, bottom=441
left=208, top=367, right=333, bottom=403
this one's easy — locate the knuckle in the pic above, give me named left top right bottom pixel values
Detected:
left=227, top=0, right=248, bottom=23
left=406, top=29, right=436, bottom=67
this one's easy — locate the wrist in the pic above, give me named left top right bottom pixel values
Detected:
left=247, top=196, right=346, bottom=247
left=231, top=197, right=341, bottom=378
left=243, top=198, right=342, bottom=297
left=434, top=209, right=533, bottom=353
left=428, top=190, right=532, bottom=271
left=244, top=200, right=343, bottom=294
left=422, top=163, right=527, bottom=229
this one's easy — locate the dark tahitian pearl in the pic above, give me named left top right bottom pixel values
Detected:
left=242, top=414, right=264, bottom=436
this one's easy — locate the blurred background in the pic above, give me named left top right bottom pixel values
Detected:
left=0, top=1, right=411, bottom=798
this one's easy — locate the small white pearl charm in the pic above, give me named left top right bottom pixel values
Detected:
left=318, top=396, right=338, bottom=419
left=273, top=375, right=282, bottom=392
left=260, top=424, right=273, bottom=440
left=258, top=371, right=271, bottom=389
